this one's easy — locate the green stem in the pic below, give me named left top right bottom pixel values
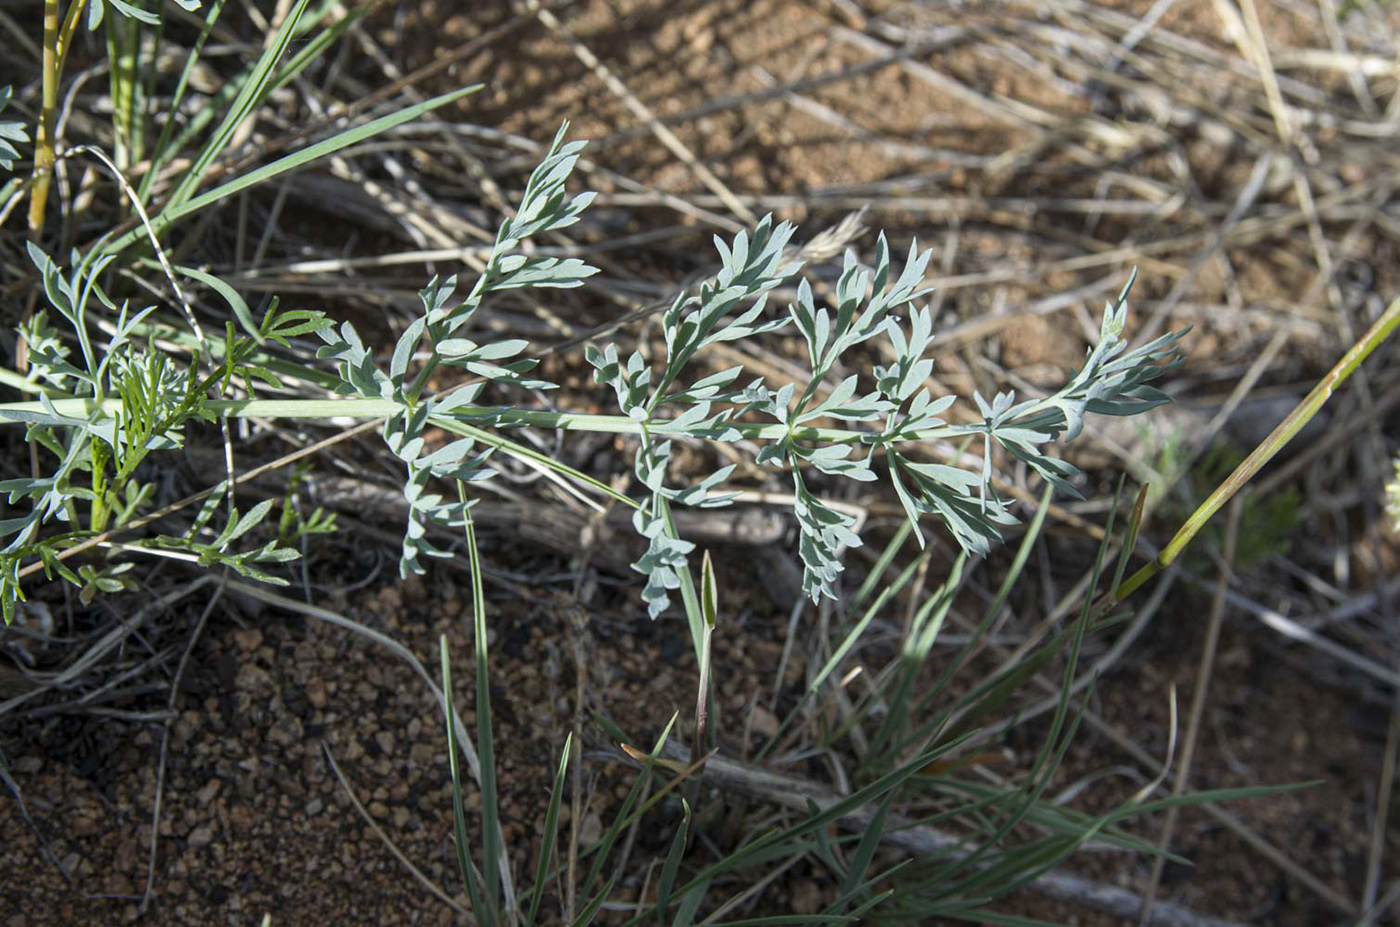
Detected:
left=436, top=418, right=638, bottom=511
left=404, top=354, right=441, bottom=407
left=0, top=395, right=968, bottom=445
left=54, top=0, right=88, bottom=77
left=1111, top=295, right=1400, bottom=606
left=106, top=9, right=140, bottom=169
left=27, top=0, right=62, bottom=237
left=90, top=442, right=111, bottom=534
left=26, top=0, right=88, bottom=238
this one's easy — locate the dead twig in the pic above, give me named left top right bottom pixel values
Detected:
left=640, top=742, right=1251, bottom=927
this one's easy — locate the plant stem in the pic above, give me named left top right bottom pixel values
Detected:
left=55, top=0, right=89, bottom=79
left=27, top=0, right=62, bottom=238
left=0, top=395, right=972, bottom=446
left=107, top=10, right=141, bottom=169
left=26, top=0, right=88, bottom=238
left=1110, top=295, right=1400, bottom=607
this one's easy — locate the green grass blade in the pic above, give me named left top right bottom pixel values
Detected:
left=1127, top=780, right=1318, bottom=817
left=836, top=886, right=897, bottom=920
left=581, top=715, right=679, bottom=901
left=758, top=550, right=928, bottom=760
left=850, top=520, right=913, bottom=612
left=838, top=790, right=894, bottom=900
left=929, top=778, right=1187, bottom=862
left=932, top=629, right=1063, bottom=750
left=105, top=84, right=482, bottom=255
left=979, top=486, right=1053, bottom=630
left=671, top=875, right=709, bottom=926
left=462, top=503, right=502, bottom=911
left=572, top=880, right=615, bottom=927
left=644, top=745, right=952, bottom=916
left=809, top=796, right=844, bottom=877
left=868, top=553, right=966, bottom=761
left=934, top=488, right=1105, bottom=751
left=440, top=635, right=490, bottom=923
left=1111, top=482, right=1147, bottom=595
left=105, top=11, right=141, bottom=167
left=137, top=1, right=168, bottom=165
left=137, top=0, right=225, bottom=203
left=908, top=487, right=1053, bottom=739
left=929, top=497, right=1123, bottom=894
left=823, top=860, right=911, bottom=919
left=695, top=550, right=717, bottom=758
left=267, top=3, right=366, bottom=96
left=655, top=796, right=691, bottom=922
left=162, top=0, right=311, bottom=211
left=527, top=732, right=572, bottom=926
left=157, top=0, right=339, bottom=164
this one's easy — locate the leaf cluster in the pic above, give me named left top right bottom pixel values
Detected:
left=0, top=243, right=329, bottom=622
left=316, top=127, right=1184, bottom=618
left=586, top=209, right=1183, bottom=613
left=316, top=124, right=598, bottom=578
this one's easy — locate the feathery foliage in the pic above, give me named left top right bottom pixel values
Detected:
left=1, top=127, right=1185, bottom=625
left=5, top=3, right=1392, bottom=925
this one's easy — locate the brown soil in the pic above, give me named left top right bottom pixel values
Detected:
left=4, top=0, right=1399, bottom=925
left=2, top=536, right=1389, bottom=925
